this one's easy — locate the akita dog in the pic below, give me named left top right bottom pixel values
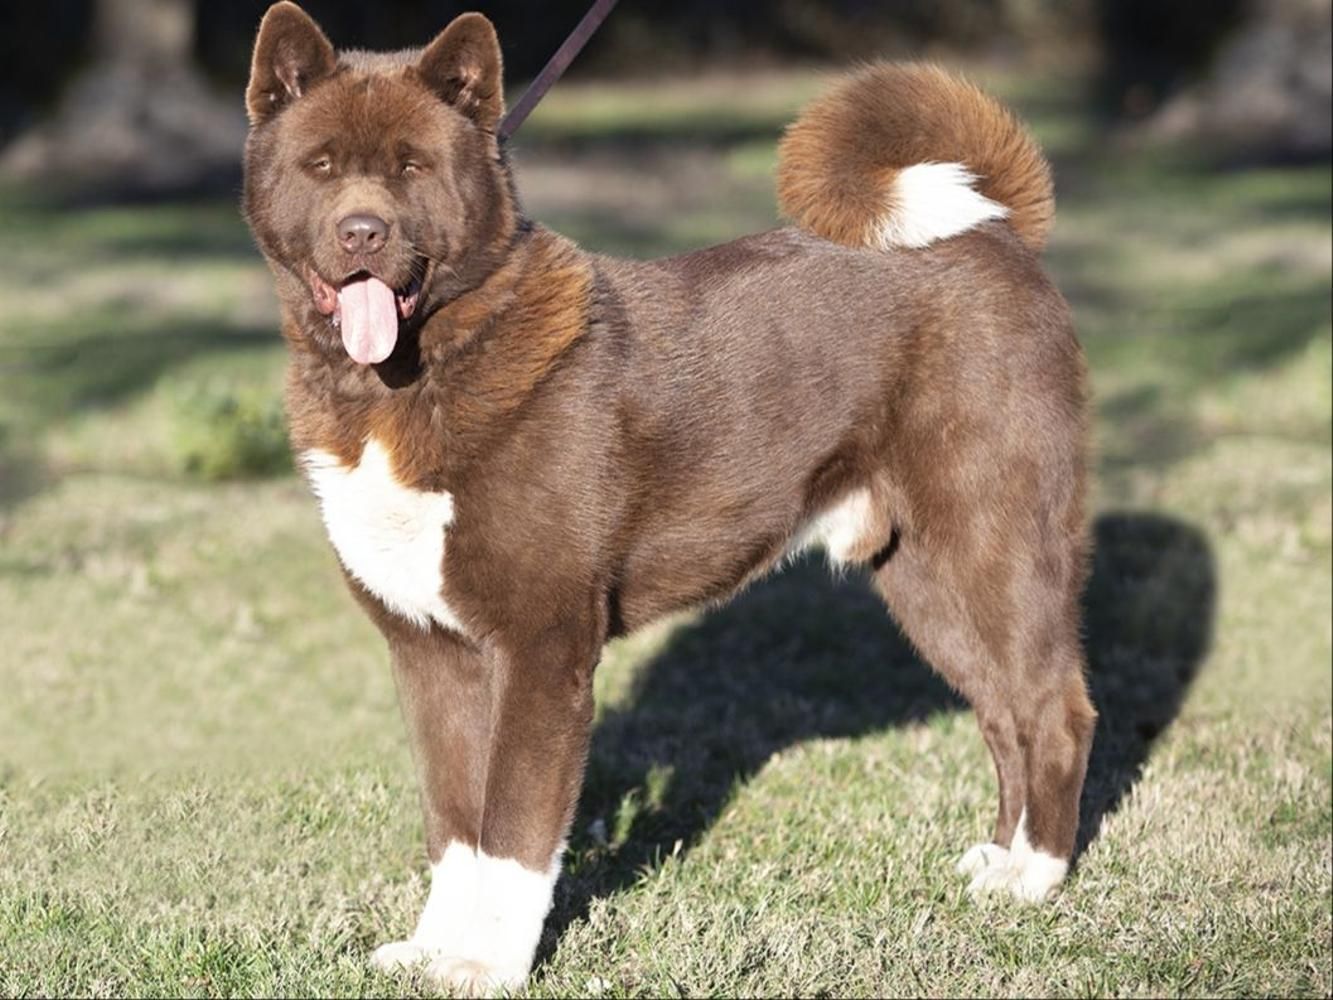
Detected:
left=242, top=3, right=1096, bottom=992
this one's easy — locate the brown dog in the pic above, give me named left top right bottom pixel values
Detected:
left=242, top=3, right=1096, bottom=992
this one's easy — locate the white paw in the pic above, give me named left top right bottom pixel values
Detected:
left=1009, top=857, right=1068, bottom=903
left=960, top=810, right=1070, bottom=903
left=370, top=939, right=435, bottom=973
left=425, top=955, right=526, bottom=997
left=957, top=842, right=1009, bottom=877
left=371, top=943, right=526, bottom=997
left=372, top=842, right=558, bottom=994
left=965, top=854, right=1066, bottom=902
left=965, top=853, right=1025, bottom=898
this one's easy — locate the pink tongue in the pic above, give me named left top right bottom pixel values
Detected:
left=337, top=276, right=398, bottom=364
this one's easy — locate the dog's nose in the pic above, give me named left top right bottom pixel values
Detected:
left=337, top=213, right=389, bottom=255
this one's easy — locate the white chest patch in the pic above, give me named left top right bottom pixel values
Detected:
left=302, top=441, right=464, bottom=633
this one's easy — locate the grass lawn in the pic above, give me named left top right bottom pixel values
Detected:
left=1, top=68, right=1329, bottom=997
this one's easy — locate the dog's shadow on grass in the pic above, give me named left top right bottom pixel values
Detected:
left=544, top=512, right=1215, bottom=952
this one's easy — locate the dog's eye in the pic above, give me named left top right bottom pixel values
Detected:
left=309, top=156, right=332, bottom=175
left=400, top=161, right=423, bottom=177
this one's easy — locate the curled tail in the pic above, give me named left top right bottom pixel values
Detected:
left=776, top=63, right=1053, bottom=253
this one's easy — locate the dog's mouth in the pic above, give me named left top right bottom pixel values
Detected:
left=307, top=266, right=426, bottom=365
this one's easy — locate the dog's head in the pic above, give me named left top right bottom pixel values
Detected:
left=242, top=2, right=517, bottom=365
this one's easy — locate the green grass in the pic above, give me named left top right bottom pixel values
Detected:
left=1, top=68, right=1330, bottom=997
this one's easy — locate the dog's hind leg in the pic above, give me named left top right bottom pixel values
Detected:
left=1006, top=641, right=1096, bottom=894
left=873, top=523, right=1095, bottom=902
left=873, top=545, right=1025, bottom=866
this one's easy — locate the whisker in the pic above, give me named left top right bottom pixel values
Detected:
left=404, top=242, right=459, bottom=281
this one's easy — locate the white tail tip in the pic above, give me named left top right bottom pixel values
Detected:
left=876, top=162, right=1009, bottom=249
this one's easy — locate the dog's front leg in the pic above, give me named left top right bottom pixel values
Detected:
left=376, top=618, right=599, bottom=996
left=370, top=626, right=494, bottom=976
left=438, top=624, right=598, bottom=995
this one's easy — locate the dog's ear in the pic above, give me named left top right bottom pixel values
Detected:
left=246, top=2, right=337, bottom=126
left=416, top=13, right=505, bottom=132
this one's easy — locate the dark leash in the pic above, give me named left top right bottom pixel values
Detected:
left=498, top=0, right=620, bottom=141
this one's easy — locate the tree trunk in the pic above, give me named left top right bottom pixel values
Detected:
left=2, top=0, right=246, bottom=196
left=1150, top=0, right=1332, bottom=160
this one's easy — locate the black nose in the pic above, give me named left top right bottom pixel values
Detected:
left=337, top=213, right=389, bottom=255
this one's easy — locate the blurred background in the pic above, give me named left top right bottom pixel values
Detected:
left=2, top=0, right=1331, bottom=194
left=0, top=3, right=1329, bottom=996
